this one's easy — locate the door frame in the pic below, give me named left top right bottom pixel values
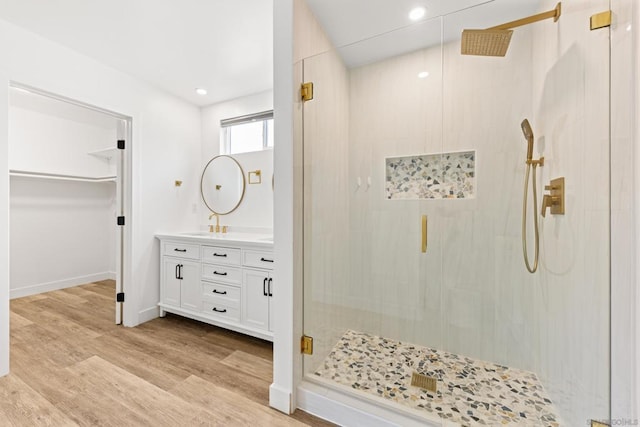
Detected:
left=6, top=81, right=133, bottom=325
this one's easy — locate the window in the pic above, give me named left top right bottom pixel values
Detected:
left=220, top=110, right=273, bottom=155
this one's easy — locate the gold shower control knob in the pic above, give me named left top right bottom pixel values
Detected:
left=541, top=177, right=565, bottom=217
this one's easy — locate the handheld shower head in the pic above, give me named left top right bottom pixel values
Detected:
left=521, top=119, right=534, bottom=161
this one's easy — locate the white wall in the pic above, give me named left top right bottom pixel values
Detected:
left=270, top=0, right=335, bottom=414
left=9, top=91, right=118, bottom=177
left=271, top=0, right=296, bottom=414
left=200, top=90, right=273, bottom=230
left=0, top=15, right=202, bottom=367
left=9, top=178, right=115, bottom=298
left=0, top=51, right=9, bottom=376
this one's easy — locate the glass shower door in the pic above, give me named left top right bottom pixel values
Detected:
left=300, top=15, right=445, bottom=404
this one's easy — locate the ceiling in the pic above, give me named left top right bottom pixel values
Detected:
left=0, top=0, right=274, bottom=107
left=0, top=0, right=540, bottom=106
left=306, top=0, right=541, bottom=68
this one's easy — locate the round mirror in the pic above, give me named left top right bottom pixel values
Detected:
left=201, top=155, right=246, bottom=215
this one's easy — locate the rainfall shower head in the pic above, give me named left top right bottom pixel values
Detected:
left=521, top=119, right=534, bottom=161
left=461, top=3, right=561, bottom=57
left=461, top=30, right=513, bottom=57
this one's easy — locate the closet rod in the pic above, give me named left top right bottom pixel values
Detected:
left=9, top=170, right=116, bottom=182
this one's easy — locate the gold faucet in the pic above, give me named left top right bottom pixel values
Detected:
left=208, top=212, right=220, bottom=233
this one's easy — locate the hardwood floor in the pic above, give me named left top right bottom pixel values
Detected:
left=3, top=281, right=334, bottom=426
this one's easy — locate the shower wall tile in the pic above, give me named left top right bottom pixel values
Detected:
left=293, top=0, right=333, bottom=63
left=530, top=1, right=611, bottom=423
left=385, top=151, right=475, bottom=200
left=610, top=0, right=636, bottom=414
left=493, top=236, right=537, bottom=370
left=571, top=209, right=609, bottom=417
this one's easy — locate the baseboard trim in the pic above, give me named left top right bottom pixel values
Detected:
left=138, top=306, right=159, bottom=324
left=269, top=383, right=292, bottom=414
left=10, top=272, right=116, bottom=299
left=297, top=380, right=444, bottom=427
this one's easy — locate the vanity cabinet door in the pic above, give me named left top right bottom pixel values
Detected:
left=179, top=260, right=201, bottom=312
left=162, top=258, right=201, bottom=311
left=162, top=258, right=182, bottom=307
left=242, top=269, right=270, bottom=331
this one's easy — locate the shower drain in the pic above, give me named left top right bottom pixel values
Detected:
left=410, top=372, right=437, bottom=393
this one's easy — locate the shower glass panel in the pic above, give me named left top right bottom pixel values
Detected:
left=301, top=2, right=610, bottom=426
left=301, top=13, right=444, bottom=378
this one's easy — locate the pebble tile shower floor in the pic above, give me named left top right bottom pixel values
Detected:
left=314, top=330, right=560, bottom=426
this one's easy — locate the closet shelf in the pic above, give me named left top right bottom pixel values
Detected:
left=88, top=147, right=119, bottom=160
left=9, top=170, right=116, bottom=183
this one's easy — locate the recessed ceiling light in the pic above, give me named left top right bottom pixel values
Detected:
left=627, top=24, right=632, bottom=32
left=409, top=7, right=426, bottom=21
left=418, top=71, right=429, bottom=79
left=195, top=88, right=208, bottom=96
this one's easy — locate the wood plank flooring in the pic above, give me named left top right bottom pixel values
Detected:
left=3, top=281, right=334, bottom=426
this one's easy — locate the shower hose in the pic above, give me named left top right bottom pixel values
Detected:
left=522, top=162, right=539, bottom=273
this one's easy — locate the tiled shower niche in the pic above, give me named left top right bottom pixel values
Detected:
left=385, top=150, right=475, bottom=200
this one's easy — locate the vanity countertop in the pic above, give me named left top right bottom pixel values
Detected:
left=155, top=231, right=273, bottom=248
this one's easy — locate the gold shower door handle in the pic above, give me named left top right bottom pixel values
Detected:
left=421, top=215, right=427, bottom=253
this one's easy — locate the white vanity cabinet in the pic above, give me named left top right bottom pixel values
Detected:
left=157, top=234, right=274, bottom=341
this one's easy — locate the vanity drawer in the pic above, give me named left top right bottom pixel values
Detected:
left=201, top=264, right=241, bottom=284
left=201, top=246, right=241, bottom=266
left=203, top=301, right=240, bottom=322
left=162, top=241, right=200, bottom=260
left=202, top=282, right=240, bottom=307
left=243, top=250, right=275, bottom=269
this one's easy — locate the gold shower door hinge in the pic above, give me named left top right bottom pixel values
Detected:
left=301, top=335, right=313, bottom=355
left=590, top=10, right=611, bottom=30
left=301, top=82, right=314, bottom=102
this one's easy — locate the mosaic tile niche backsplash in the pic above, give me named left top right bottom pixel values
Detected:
left=385, top=150, right=475, bottom=200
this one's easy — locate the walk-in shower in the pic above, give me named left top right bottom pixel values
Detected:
left=300, top=1, right=610, bottom=425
